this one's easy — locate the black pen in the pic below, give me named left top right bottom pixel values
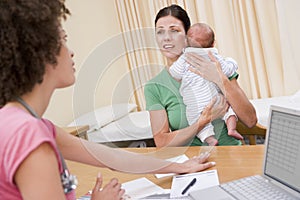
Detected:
left=181, top=178, right=197, bottom=195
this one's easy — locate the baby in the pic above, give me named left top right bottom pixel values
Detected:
left=169, top=23, right=243, bottom=146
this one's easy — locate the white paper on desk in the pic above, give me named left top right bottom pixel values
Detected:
left=170, top=170, right=219, bottom=198
left=122, top=177, right=166, bottom=199
left=154, top=155, right=189, bottom=179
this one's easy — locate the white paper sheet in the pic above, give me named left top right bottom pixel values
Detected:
left=170, top=170, right=219, bottom=198
left=154, top=155, right=189, bottom=179
left=122, top=177, right=166, bottom=199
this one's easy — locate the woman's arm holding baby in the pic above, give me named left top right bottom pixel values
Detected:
left=187, top=52, right=257, bottom=128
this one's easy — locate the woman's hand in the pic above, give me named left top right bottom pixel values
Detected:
left=91, top=173, right=125, bottom=200
left=186, top=51, right=225, bottom=90
left=180, top=152, right=216, bottom=173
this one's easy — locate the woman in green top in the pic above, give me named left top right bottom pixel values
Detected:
left=144, top=5, right=257, bottom=147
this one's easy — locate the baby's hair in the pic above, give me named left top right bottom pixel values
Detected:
left=189, top=23, right=215, bottom=48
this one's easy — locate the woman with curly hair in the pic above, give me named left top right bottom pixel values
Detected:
left=0, top=1, right=216, bottom=200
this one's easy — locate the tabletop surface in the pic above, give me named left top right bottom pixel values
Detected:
left=66, top=145, right=265, bottom=197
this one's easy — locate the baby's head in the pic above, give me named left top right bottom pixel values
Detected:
left=187, top=23, right=215, bottom=48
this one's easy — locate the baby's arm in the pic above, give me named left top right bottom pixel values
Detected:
left=169, top=54, right=189, bottom=81
left=213, top=54, right=238, bottom=77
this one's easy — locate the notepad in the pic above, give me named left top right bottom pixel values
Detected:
left=170, top=170, right=219, bottom=198
left=122, top=177, right=166, bottom=199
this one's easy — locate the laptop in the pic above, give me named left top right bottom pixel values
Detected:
left=189, top=105, right=300, bottom=200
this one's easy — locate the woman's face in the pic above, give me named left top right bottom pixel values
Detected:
left=46, top=29, right=76, bottom=89
left=155, top=15, right=187, bottom=64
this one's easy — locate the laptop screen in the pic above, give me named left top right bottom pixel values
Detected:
left=264, top=108, right=300, bottom=192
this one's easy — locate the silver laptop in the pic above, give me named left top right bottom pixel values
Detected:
left=189, top=105, right=300, bottom=200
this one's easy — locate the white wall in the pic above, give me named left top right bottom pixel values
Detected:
left=44, top=0, right=132, bottom=126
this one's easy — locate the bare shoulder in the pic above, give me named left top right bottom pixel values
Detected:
left=14, top=143, right=64, bottom=199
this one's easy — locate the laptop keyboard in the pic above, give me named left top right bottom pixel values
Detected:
left=220, top=175, right=296, bottom=200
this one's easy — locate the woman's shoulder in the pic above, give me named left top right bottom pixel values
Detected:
left=145, top=68, right=181, bottom=96
left=145, top=68, right=179, bottom=87
left=0, top=107, right=56, bottom=145
left=146, top=68, right=169, bottom=84
left=0, top=108, right=58, bottom=186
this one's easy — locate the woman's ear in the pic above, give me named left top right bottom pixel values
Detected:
left=185, top=36, right=188, bottom=47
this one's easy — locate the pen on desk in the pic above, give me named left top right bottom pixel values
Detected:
left=181, top=178, right=197, bottom=195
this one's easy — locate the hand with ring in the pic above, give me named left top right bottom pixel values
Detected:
left=91, top=173, right=125, bottom=200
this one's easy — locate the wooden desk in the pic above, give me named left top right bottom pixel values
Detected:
left=66, top=145, right=264, bottom=198
left=62, top=125, right=89, bottom=140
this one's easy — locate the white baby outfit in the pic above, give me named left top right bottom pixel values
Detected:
left=169, top=47, right=238, bottom=142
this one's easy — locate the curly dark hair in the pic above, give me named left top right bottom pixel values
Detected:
left=0, top=0, right=70, bottom=106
